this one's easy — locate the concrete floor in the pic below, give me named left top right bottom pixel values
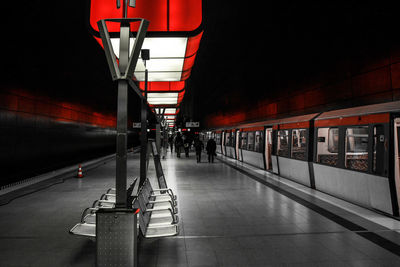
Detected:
left=1, top=150, right=400, bottom=266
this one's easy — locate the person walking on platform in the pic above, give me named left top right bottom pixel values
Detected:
left=206, top=138, right=216, bottom=163
left=183, top=135, right=190, bottom=157
left=168, top=135, right=174, bottom=152
left=175, top=133, right=183, bottom=158
left=194, top=137, right=204, bottom=163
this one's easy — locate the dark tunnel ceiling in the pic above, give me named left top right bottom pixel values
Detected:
left=2, top=2, right=399, bottom=125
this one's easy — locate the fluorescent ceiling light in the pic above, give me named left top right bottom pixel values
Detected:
left=147, top=93, right=178, bottom=105
left=110, top=37, right=188, bottom=82
left=110, top=37, right=187, bottom=58
left=135, top=58, right=184, bottom=72
left=148, top=99, right=177, bottom=105
left=164, top=108, right=177, bottom=114
left=148, top=93, right=178, bottom=98
left=135, top=72, right=183, bottom=82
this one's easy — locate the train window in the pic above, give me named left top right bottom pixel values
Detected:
left=345, top=126, right=368, bottom=172
left=232, top=132, right=236, bottom=148
left=254, top=131, right=263, bottom=152
left=277, top=130, right=290, bottom=157
left=216, top=133, right=221, bottom=145
left=328, top=128, right=339, bottom=153
left=248, top=132, right=255, bottom=151
left=291, top=129, right=307, bottom=160
left=317, top=127, right=338, bottom=166
left=241, top=132, right=247, bottom=149
left=225, top=132, right=231, bottom=146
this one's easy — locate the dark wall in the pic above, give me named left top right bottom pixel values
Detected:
left=0, top=89, right=139, bottom=187
left=0, top=2, right=143, bottom=186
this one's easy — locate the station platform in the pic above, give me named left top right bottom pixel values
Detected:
left=1, top=149, right=400, bottom=266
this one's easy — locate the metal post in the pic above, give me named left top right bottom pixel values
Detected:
left=139, top=68, right=148, bottom=186
left=115, top=22, right=130, bottom=208
left=96, top=15, right=148, bottom=267
left=156, top=123, right=161, bottom=153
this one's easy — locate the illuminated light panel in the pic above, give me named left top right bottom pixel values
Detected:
left=108, top=37, right=187, bottom=81
left=147, top=92, right=178, bottom=105
left=135, top=72, right=183, bottom=82
left=148, top=92, right=178, bottom=98
left=148, top=99, right=178, bottom=105
left=136, top=58, right=185, bottom=72
left=94, top=33, right=202, bottom=81
left=149, top=100, right=177, bottom=105
left=164, top=108, right=177, bottom=114
left=110, top=37, right=187, bottom=59
left=148, top=93, right=178, bottom=98
left=89, top=0, right=203, bottom=82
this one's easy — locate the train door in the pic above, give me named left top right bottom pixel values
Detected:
left=265, top=128, right=273, bottom=170
left=394, top=118, right=400, bottom=213
left=221, top=131, right=226, bottom=155
left=236, top=130, right=240, bottom=160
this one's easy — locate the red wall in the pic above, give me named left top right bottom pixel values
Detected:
left=205, top=46, right=400, bottom=129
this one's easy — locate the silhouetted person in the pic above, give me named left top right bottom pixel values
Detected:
left=194, top=137, right=204, bottom=163
left=183, top=135, right=190, bottom=157
left=206, top=138, right=216, bottom=163
left=168, top=136, right=174, bottom=152
left=175, top=133, right=183, bottom=158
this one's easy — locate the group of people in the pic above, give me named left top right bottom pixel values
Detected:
left=167, top=133, right=217, bottom=163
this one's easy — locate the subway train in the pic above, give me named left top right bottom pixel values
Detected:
left=204, top=101, right=400, bottom=216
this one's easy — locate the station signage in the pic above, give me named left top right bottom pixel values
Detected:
left=186, top=122, right=200, bottom=127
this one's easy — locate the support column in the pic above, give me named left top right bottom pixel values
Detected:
left=139, top=69, right=148, bottom=187
left=156, top=123, right=161, bottom=154
left=115, top=80, right=128, bottom=208
left=115, top=22, right=130, bottom=208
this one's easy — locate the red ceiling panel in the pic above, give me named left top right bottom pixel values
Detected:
left=185, top=32, right=203, bottom=57
left=138, top=81, right=185, bottom=91
left=89, top=0, right=202, bottom=35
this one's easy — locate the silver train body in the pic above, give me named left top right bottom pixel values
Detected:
left=205, top=101, right=400, bottom=216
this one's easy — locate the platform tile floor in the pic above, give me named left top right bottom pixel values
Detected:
left=1, top=150, right=400, bottom=266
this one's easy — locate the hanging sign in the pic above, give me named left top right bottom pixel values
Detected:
left=186, top=122, right=199, bottom=127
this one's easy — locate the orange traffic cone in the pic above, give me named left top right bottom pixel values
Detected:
left=77, top=164, right=83, bottom=178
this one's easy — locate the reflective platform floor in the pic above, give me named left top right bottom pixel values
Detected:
left=1, top=150, right=400, bottom=266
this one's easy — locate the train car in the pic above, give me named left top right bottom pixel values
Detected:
left=229, top=113, right=318, bottom=175
left=209, top=100, right=400, bottom=216
left=272, top=113, right=320, bottom=187
left=238, top=127, right=265, bottom=169
left=312, top=101, right=400, bottom=215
